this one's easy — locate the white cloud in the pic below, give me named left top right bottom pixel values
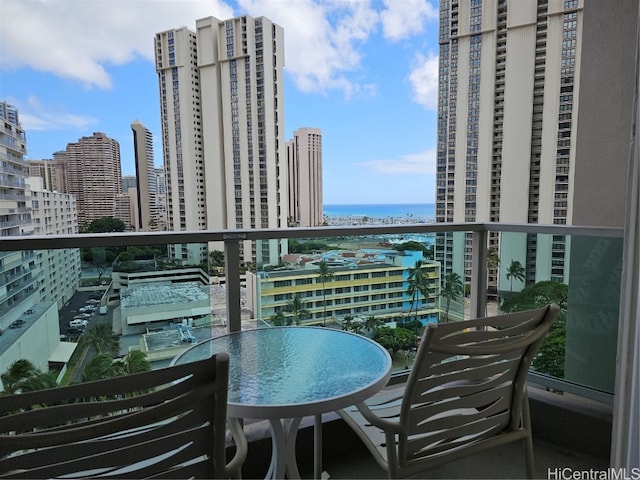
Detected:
left=239, top=0, right=379, bottom=97
left=0, top=0, right=234, bottom=89
left=1, top=0, right=438, bottom=98
left=380, top=0, right=437, bottom=42
left=7, top=96, right=98, bottom=131
left=408, top=52, right=439, bottom=110
left=356, top=148, right=436, bottom=175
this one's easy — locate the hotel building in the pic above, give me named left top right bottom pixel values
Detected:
left=155, top=15, right=287, bottom=266
left=286, top=128, right=323, bottom=227
left=247, top=250, right=440, bottom=326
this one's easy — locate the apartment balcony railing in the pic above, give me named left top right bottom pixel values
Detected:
left=0, top=221, right=633, bottom=471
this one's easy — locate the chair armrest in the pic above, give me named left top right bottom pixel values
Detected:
left=354, top=401, right=405, bottom=435
left=225, top=417, right=248, bottom=479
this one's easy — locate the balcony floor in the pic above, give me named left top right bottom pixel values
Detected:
left=308, top=437, right=608, bottom=479
left=240, top=416, right=609, bottom=479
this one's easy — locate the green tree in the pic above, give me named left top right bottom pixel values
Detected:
left=82, top=216, right=126, bottom=233
left=317, top=261, right=334, bottom=326
left=393, top=241, right=433, bottom=259
left=506, top=259, right=526, bottom=293
left=82, top=353, right=120, bottom=382
left=406, top=260, right=429, bottom=325
left=1, top=359, right=57, bottom=395
left=373, top=327, right=418, bottom=355
left=440, top=272, right=463, bottom=322
left=209, top=250, right=224, bottom=267
left=83, top=323, right=120, bottom=355
left=270, top=312, right=286, bottom=326
left=116, top=350, right=151, bottom=375
left=284, top=295, right=311, bottom=326
left=364, top=315, right=384, bottom=333
left=487, top=248, right=500, bottom=274
left=501, top=281, right=569, bottom=378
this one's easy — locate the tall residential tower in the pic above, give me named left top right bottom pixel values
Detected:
left=436, top=0, right=584, bottom=289
left=286, top=128, right=323, bottom=227
left=131, top=120, right=159, bottom=231
left=155, top=15, right=287, bottom=266
left=61, top=132, right=122, bottom=229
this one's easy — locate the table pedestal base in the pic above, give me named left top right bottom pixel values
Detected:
left=265, top=415, right=325, bottom=479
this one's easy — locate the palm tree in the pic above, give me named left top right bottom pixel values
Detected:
left=270, top=311, right=286, bottom=326
left=406, top=260, right=429, bottom=325
left=440, top=272, right=464, bottom=322
left=83, top=353, right=119, bottom=382
left=506, top=259, right=526, bottom=293
left=364, top=315, right=384, bottom=333
left=486, top=247, right=500, bottom=314
left=317, top=260, right=334, bottom=326
left=83, top=323, right=120, bottom=355
left=487, top=248, right=500, bottom=278
left=118, top=350, right=151, bottom=375
left=284, top=295, right=311, bottom=326
left=1, top=359, right=56, bottom=395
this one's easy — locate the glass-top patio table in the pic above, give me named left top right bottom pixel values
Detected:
left=172, top=326, right=392, bottom=479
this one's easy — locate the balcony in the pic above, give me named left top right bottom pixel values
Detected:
left=0, top=221, right=636, bottom=476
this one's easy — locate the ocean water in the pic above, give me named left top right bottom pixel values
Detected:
left=323, top=203, right=435, bottom=221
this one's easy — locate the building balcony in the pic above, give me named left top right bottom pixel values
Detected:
left=0, top=221, right=636, bottom=476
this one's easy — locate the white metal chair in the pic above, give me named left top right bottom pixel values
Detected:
left=338, top=304, right=560, bottom=479
left=0, top=353, right=247, bottom=479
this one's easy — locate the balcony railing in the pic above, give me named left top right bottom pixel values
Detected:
left=0, top=221, right=625, bottom=406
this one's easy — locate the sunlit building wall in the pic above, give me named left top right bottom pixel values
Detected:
left=27, top=176, right=81, bottom=309
left=155, top=15, right=287, bottom=266
left=131, top=120, right=158, bottom=231
left=286, top=128, right=323, bottom=227
left=63, top=132, right=122, bottom=230
left=436, top=0, right=585, bottom=289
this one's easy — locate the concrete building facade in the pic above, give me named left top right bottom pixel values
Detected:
left=27, top=176, right=81, bottom=309
left=247, top=250, right=440, bottom=326
left=61, top=132, right=123, bottom=229
left=155, top=15, right=288, bottom=266
left=131, top=120, right=159, bottom=231
left=436, top=0, right=585, bottom=288
left=286, top=128, right=323, bottom=227
left=0, top=103, right=71, bottom=385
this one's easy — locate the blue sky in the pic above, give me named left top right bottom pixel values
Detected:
left=0, top=0, right=439, bottom=205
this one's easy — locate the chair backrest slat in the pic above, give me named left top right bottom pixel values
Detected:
left=398, top=304, right=559, bottom=467
left=0, top=353, right=231, bottom=479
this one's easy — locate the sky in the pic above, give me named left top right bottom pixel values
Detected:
left=0, top=0, right=439, bottom=205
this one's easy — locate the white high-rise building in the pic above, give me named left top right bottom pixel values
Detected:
left=131, top=120, right=159, bottom=231
left=286, top=128, right=323, bottom=227
left=0, top=102, right=66, bottom=381
left=436, top=0, right=585, bottom=287
left=155, top=15, right=287, bottom=266
left=27, top=176, right=81, bottom=308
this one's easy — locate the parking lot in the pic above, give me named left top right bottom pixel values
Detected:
left=59, top=290, right=107, bottom=341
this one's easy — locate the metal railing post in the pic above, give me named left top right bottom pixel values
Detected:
left=223, top=235, right=244, bottom=333
left=470, top=229, right=488, bottom=319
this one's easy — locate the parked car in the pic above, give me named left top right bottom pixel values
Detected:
left=65, top=327, right=83, bottom=337
left=75, top=313, right=91, bottom=318
left=99, top=306, right=108, bottom=315
left=87, top=299, right=100, bottom=304
left=69, top=319, right=88, bottom=328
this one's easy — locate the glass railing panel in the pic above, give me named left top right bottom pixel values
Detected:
left=496, top=231, right=623, bottom=396
left=251, top=229, right=468, bottom=373
left=0, top=224, right=624, bottom=398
